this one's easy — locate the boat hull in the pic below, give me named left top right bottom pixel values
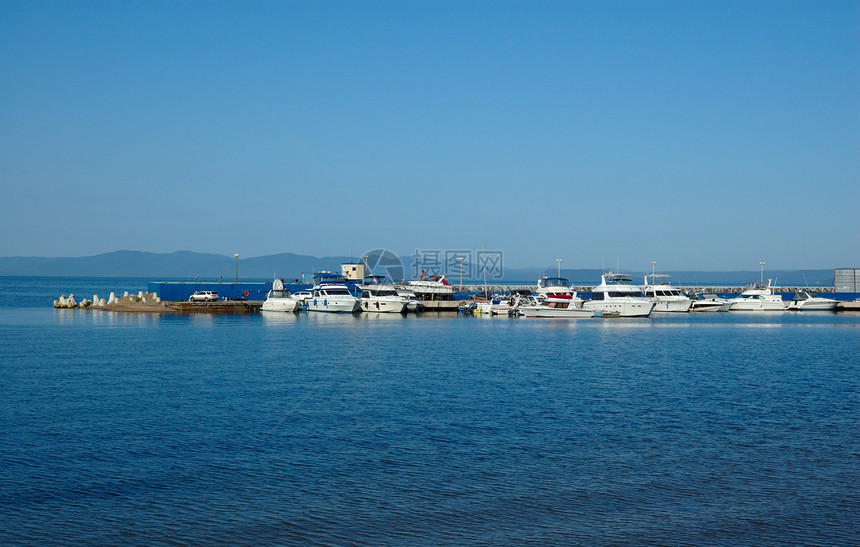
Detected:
left=306, top=297, right=361, bottom=313
left=788, top=300, right=838, bottom=311
left=518, top=306, right=594, bottom=318
left=261, top=299, right=300, bottom=312
left=582, top=301, right=655, bottom=317
left=690, top=301, right=732, bottom=312
left=651, top=299, right=693, bottom=312
left=360, top=297, right=408, bottom=313
left=729, top=300, right=786, bottom=312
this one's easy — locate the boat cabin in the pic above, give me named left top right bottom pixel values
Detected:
left=539, top=277, right=571, bottom=288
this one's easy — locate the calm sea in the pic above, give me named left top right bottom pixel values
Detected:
left=1, top=276, right=858, bottom=545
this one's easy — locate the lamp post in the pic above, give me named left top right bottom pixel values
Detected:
left=651, top=261, right=657, bottom=277
left=557, top=258, right=562, bottom=279
left=234, top=254, right=239, bottom=283
left=759, top=261, right=765, bottom=283
left=458, top=256, right=464, bottom=290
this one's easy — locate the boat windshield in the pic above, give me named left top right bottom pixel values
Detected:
left=608, top=291, right=645, bottom=298
left=645, top=274, right=672, bottom=286
left=363, top=289, right=399, bottom=297
left=320, top=288, right=351, bottom=296
left=541, top=277, right=570, bottom=287
left=745, top=281, right=769, bottom=289
left=606, top=274, right=633, bottom=285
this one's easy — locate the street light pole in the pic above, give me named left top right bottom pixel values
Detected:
left=234, top=253, right=240, bottom=283
left=557, top=258, right=562, bottom=278
left=458, top=257, right=464, bottom=290
left=759, top=261, right=765, bottom=283
left=651, top=261, right=657, bottom=277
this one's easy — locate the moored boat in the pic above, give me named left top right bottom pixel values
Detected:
left=306, top=272, right=362, bottom=313
left=787, top=290, right=838, bottom=311
left=358, top=276, right=409, bottom=313
left=515, top=295, right=594, bottom=318
left=689, top=293, right=732, bottom=312
left=535, top=275, right=583, bottom=309
left=396, top=272, right=457, bottom=310
left=261, top=278, right=300, bottom=312
left=729, top=280, right=786, bottom=312
left=643, top=274, right=692, bottom=312
left=582, top=272, right=655, bottom=317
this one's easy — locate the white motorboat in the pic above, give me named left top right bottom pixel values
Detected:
left=261, top=278, right=300, bottom=312
left=515, top=295, right=594, bottom=318
left=787, top=290, right=839, bottom=311
left=582, top=272, right=655, bottom=317
left=474, top=292, right=527, bottom=316
left=729, top=280, right=786, bottom=312
left=689, top=293, right=732, bottom=312
left=358, top=276, right=409, bottom=313
left=306, top=272, right=361, bottom=313
left=396, top=272, right=457, bottom=310
left=642, top=274, right=692, bottom=312
left=535, top=276, right=583, bottom=308
left=399, top=273, right=455, bottom=300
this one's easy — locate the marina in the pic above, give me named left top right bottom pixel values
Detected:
left=4, top=275, right=860, bottom=546
left=52, top=279, right=860, bottom=315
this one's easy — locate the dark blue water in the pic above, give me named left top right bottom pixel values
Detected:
left=1, top=277, right=858, bottom=545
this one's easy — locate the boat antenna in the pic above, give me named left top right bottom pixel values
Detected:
left=482, top=241, right=488, bottom=297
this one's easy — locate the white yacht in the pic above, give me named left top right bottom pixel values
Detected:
left=787, top=290, right=839, bottom=311
left=642, top=274, right=692, bottom=312
left=306, top=272, right=361, bottom=313
left=261, top=278, right=300, bottom=312
left=689, top=293, right=732, bottom=312
left=397, top=272, right=456, bottom=310
left=729, top=280, right=786, bottom=312
left=515, top=295, right=594, bottom=318
left=400, top=273, right=454, bottom=299
left=582, top=272, right=655, bottom=317
left=535, top=276, right=583, bottom=308
left=358, top=276, right=409, bottom=313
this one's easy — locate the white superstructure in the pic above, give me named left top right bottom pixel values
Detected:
left=397, top=273, right=454, bottom=301
left=261, top=278, right=300, bottom=312
left=535, top=276, right=583, bottom=308
left=729, top=280, right=786, bottom=312
left=359, top=276, right=409, bottom=313
left=306, top=272, right=361, bottom=313
left=515, top=295, right=594, bottom=318
left=582, top=272, right=655, bottom=317
left=643, top=274, right=692, bottom=312
left=787, top=290, right=838, bottom=311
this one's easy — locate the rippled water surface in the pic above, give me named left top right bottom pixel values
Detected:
left=1, top=277, right=859, bottom=545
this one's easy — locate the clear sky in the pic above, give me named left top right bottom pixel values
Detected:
left=2, top=1, right=858, bottom=271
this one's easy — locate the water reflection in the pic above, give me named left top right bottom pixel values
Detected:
left=261, top=311, right=303, bottom=326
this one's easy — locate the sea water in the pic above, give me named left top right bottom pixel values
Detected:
left=1, top=277, right=858, bottom=545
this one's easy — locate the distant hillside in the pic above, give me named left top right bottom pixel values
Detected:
left=0, top=251, right=837, bottom=286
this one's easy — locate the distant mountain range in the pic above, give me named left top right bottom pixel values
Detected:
left=0, top=250, right=837, bottom=286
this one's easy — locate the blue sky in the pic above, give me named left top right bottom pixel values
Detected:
left=2, top=1, right=858, bottom=271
